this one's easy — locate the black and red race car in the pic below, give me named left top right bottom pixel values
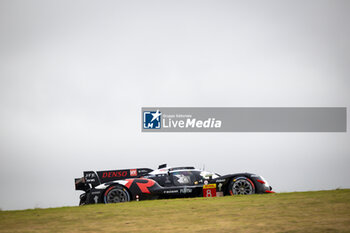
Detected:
left=75, top=164, right=274, bottom=205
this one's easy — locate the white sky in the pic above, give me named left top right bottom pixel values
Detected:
left=0, top=0, right=349, bottom=210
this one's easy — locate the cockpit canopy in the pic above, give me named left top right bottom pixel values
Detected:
left=148, top=165, right=220, bottom=186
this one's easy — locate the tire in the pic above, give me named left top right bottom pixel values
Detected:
left=229, top=177, right=255, bottom=195
left=104, top=185, right=131, bottom=203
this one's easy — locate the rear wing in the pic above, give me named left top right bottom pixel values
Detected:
left=75, top=168, right=153, bottom=190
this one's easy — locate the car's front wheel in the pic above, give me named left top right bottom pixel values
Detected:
left=229, top=177, right=255, bottom=195
left=104, top=185, right=131, bottom=203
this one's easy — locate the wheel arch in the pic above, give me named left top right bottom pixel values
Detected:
left=103, top=183, right=133, bottom=203
left=225, top=175, right=256, bottom=195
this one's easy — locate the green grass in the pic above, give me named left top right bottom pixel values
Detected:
left=1, top=189, right=350, bottom=233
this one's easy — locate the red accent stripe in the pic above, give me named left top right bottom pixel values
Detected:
left=124, top=179, right=134, bottom=188
left=136, top=179, right=155, bottom=194
left=257, top=179, right=265, bottom=184
left=265, top=190, right=275, bottom=193
left=247, top=178, right=255, bottom=189
left=104, top=186, right=114, bottom=196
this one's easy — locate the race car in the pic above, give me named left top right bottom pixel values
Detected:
left=74, top=164, right=274, bottom=205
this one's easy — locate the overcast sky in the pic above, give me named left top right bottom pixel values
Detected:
left=0, top=0, right=349, bottom=210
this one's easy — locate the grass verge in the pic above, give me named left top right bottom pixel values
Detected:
left=1, top=189, right=350, bottom=233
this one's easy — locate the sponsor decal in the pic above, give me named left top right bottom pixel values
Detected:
left=85, top=178, right=96, bottom=183
left=215, top=179, right=226, bottom=183
left=138, top=169, right=151, bottom=173
left=84, top=172, right=97, bottom=182
left=203, top=184, right=216, bottom=189
left=143, top=110, right=161, bottom=129
left=218, top=183, right=223, bottom=192
left=130, top=169, right=137, bottom=176
left=164, top=190, right=179, bottom=194
left=102, top=171, right=128, bottom=178
left=203, top=183, right=217, bottom=197
left=180, top=187, right=193, bottom=194
left=85, top=173, right=95, bottom=178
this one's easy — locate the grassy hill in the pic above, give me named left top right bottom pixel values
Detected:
left=1, top=189, right=350, bottom=233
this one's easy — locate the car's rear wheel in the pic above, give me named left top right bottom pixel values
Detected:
left=229, top=177, right=255, bottom=195
left=104, top=186, right=131, bottom=203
